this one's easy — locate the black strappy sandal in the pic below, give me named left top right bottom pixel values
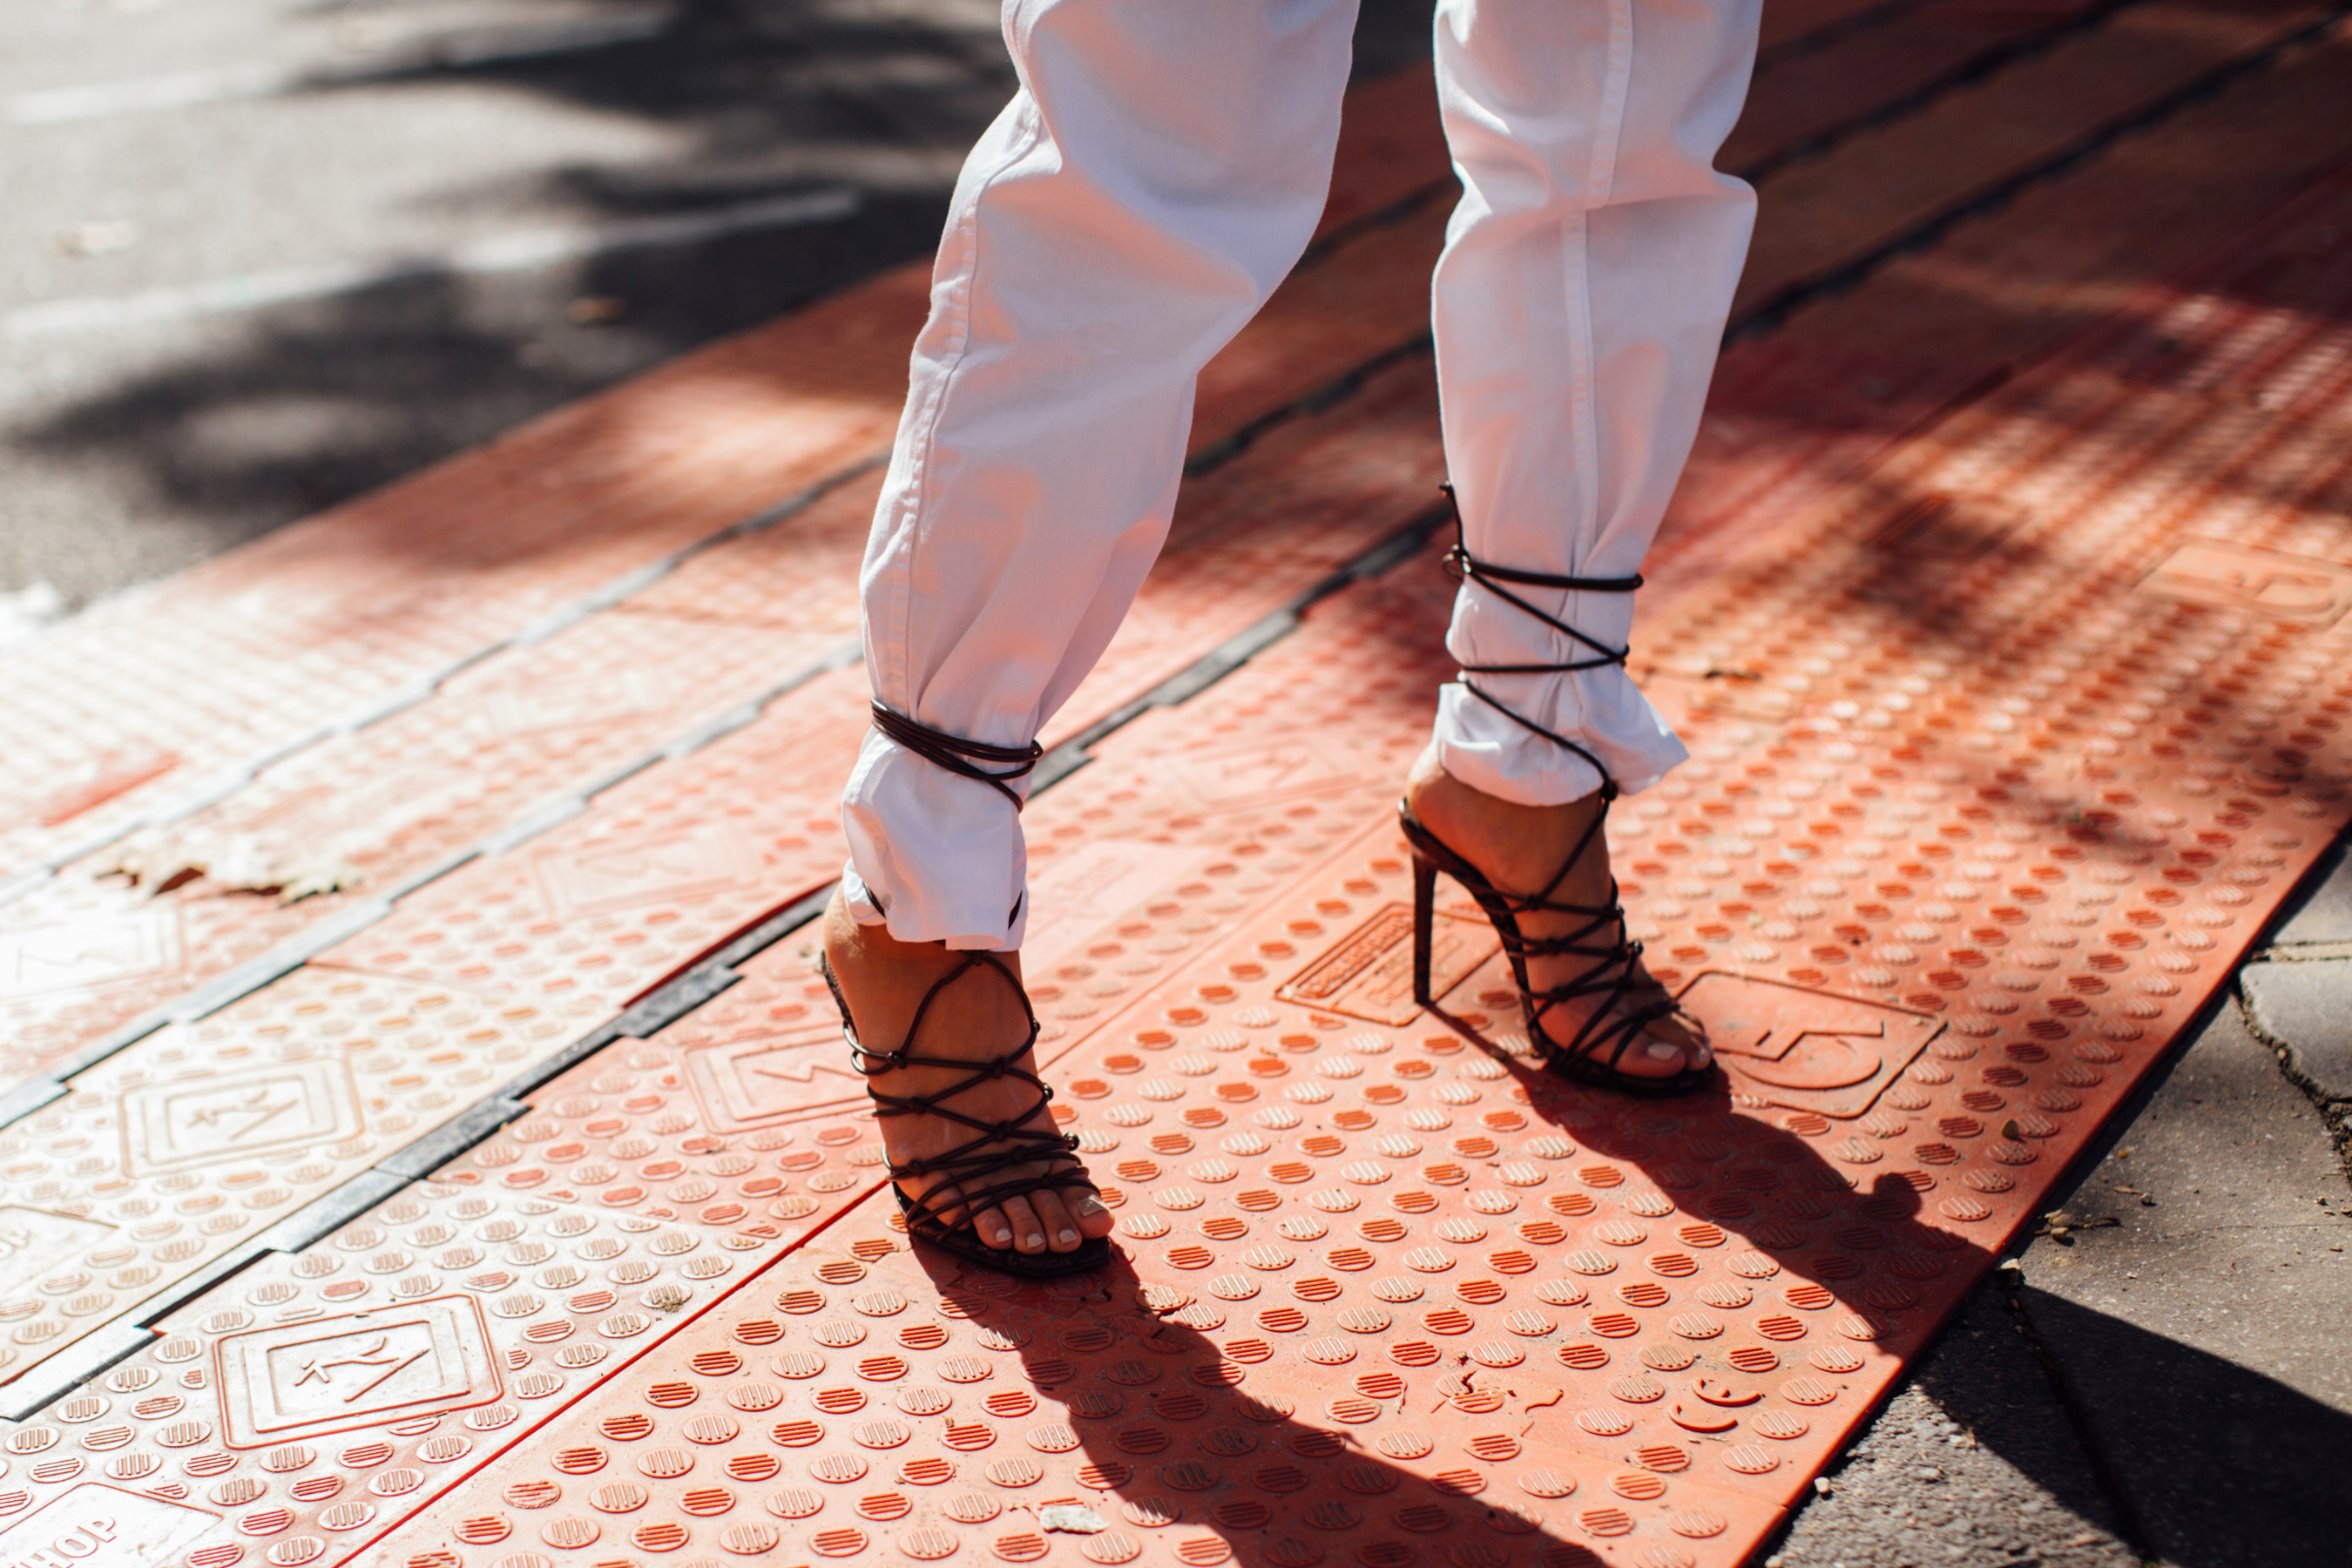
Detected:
left=1402, top=498, right=1709, bottom=1097
left=825, top=705, right=1109, bottom=1278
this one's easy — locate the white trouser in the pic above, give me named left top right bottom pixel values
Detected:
left=842, top=0, right=1761, bottom=950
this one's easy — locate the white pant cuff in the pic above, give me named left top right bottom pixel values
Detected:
left=840, top=730, right=1031, bottom=951
left=1431, top=673, right=1687, bottom=806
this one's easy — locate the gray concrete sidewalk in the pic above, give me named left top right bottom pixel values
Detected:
left=1767, top=840, right=2352, bottom=1568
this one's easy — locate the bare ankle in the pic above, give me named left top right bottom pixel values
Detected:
left=1399, top=747, right=1708, bottom=1081
left=1404, top=749, right=1605, bottom=896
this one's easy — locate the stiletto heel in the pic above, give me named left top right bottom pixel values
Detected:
left=1411, top=855, right=1440, bottom=1007
left=1399, top=490, right=1709, bottom=1097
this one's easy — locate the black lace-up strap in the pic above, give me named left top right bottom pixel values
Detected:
left=1442, top=492, right=1642, bottom=789
left=870, top=703, right=1043, bottom=809
left=1447, top=545, right=1643, bottom=669
left=831, top=952, right=1098, bottom=1227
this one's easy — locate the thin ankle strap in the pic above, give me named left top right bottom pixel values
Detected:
left=870, top=703, right=1043, bottom=808
left=1441, top=488, right=1639, bottom=791
left=845, top=950, right=1037, bottom=1075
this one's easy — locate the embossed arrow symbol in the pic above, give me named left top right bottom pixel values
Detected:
left=187, top=1087, right=297, bottom=1142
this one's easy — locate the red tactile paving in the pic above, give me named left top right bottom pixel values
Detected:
left=1770, top=17, right=2352, bottom=374
left=0, top=591, right=494, bottom=885
left=311, top=666, right=871, bottom=1015
left=1732, top=0, right=2337, bottom=319
left=431, top=997, right=885, bottom=1236
left=1721, top=0, right=2119, bottom=174
left=1642, top=338, right=1999, bottom=612
left=0, top=875, right=333, bottom=1085
left=0, top=968, right=585, bottom=1393
left=1659, top=30, right=2352, bottom=610
left=0, top=756, right=1453, bottom=1555
left=0, top=611, right=840, bottom=1084
left=277, top=170, right=2352, bottom=1568
left=578, top=944, right=885, bottom=1157
left=11, top=366, right=2347, bottom=1562
left=158, top=606, right=840, bottom=896
left=0, top=1107, right=878, bottom=1559
left=616, top=478, right=882, bottom=634
left=377, top=1225, right=1793, bottom=1568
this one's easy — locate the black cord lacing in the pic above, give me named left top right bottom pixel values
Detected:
left=1426, top=483, right=1685, bottom=1079
left=1442, top=485, right=1641, bottom=800
left=823, top=951, right=1098, bottom=1240
left=869, top=703, right=1043, bottom=809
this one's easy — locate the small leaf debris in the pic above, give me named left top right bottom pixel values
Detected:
left=2035, top=1211, right=2121, bottom=1240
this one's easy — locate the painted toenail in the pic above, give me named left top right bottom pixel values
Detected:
left=1076, top=1197, right=1106, bottom=1215
left=1646, top=1041, right=1682, bottom=1063
left=1057, top=1229, right=1077, bottom=1245
left=1024, top=1233, right=1043, bottom=1248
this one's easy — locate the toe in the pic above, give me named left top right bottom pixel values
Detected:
left=997, top=1195, right=1048, bottom=1254
left=1638, top=1030, right=1709, bottom=1076
left=1602, top=1017, right=1708, bottom=1079
left=968, top=1200, right=1017, bottom=1251
left=1070, top=1187, right=1116, bottom=1239
left=1625, top=1036, right=1692, bottom=1077
left=1029, top=1188, right=1082, bottom=1253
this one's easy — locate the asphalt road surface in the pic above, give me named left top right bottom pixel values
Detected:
left=1, top=0, right=1436, bottom=623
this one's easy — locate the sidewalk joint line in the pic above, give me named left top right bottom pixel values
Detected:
left=1755, top=0, right=1934, bottom=67
left=0, top=456, right=885, bottom=912
left=1186, top=337, right=1436, bottom=479
left=1993, top=1271, right=2166, bottom=1561
left=1734, top=0, right=2159, bottom=186
left=1729, top=2, right=2352, bottom=341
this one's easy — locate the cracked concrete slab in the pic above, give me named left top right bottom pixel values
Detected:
left=2240, top=958, right=2352, bottom=1104
left=1765, top=1282, right=2138, bottom=1568
left=2013, top=1004, right=2352, bottom=1567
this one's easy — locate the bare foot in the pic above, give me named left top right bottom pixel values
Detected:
left=821, top=891, right=1117, bottom=1257
left=1402, top=744, right=1709, bottom=1079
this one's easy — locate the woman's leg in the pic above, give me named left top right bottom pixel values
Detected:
left=831, top=0, right=1362, bottom=1257
left=1405, top=0, right=1762, bottom=1077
